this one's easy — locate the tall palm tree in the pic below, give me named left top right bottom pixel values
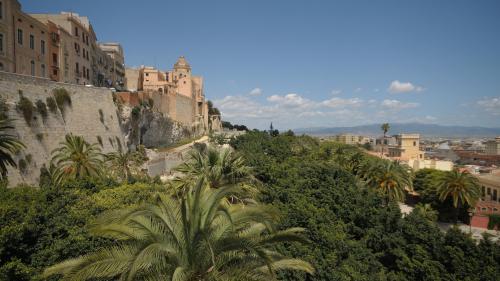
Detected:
left=51, top=134, right=103, bottom=181
left=436, top=169, right=480, bottom=223
left=43, top=180, right=314, bottom=280
left=106, top=146, right=147, bottom=182
left=0, top=118, right=25, bottom=181
left=174, top=147, right=256, bottom=198
left=380, top=123, right=390, bottom=156
left=364, top=160, right=412, bottom=203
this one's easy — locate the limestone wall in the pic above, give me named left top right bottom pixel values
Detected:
left=0, top=71, right=125, bottom=186
left=175, top=94, right=194, bottom=125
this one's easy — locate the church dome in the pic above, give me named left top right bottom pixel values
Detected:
left=174, top=56, right=191, bottom=70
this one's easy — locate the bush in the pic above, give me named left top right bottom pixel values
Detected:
left=131, top=106, right=141, bottom=120
left=35, top=100, right=48, bottom=120
left=46, top=96, right=57, bottom=113
left=16, top=96, right=35, bottom=125
left=18, top=159, right=27, bottom=174
left=98, top=109, right=104, bottom=124
left=53, top=88, right=72, bottom=113
left=488, top=214, right=500, bottom=230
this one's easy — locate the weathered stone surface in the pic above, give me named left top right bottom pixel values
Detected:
left=0, top=72, right=125, bottom=186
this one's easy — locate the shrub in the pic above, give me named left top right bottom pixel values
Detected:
left=18, top=159, right=28, bottom=174
left=25, top=154, right=32, bottom=165
left=46, top=96, right=58, bottom=113
left=0, top=97, right=9, bottom=120
left=35, top=100, right=48, bottom=120
left=488, top=214, right=500, bottom=230
left=98, top=109, right=104, bottom=124
left=16, top=96, right=35, bottom=125
left=97, top=136, right=103, bottom=147
left=53, top=88, right=72, bottom=113
left=36, top=133, right=44, bottom=142
left=131, top=106, right=141, bottom=120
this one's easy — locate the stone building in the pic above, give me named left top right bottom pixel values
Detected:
left=388, top=133, right=425, bottom=161
left=98, top=42, right=125, bottom=89
left=124, top=56, right=210, bottom=131
left=0, top=0, right=49, bottom=77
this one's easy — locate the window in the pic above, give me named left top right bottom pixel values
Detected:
left=30, top=60, right=35, bottom=76
left=413, top=141, right=417, bottom=146
left=29, top=34, right=34, bottom=49
left=86, top=68, right=89, bottom=79
left=75, top=27, right=78, bottom=36
left=75, top=62, right=79, bottom=73
left=0, top=62, right=3, bottom=70
left=52, top=53, right=57, bottom=65
left=41, top=40, right=45, bottom=55
left=0, top=1, right=3, bottom=20
left=0, top=33, right=3, bottom=52
left=41, top=64, right=45, bottom=77
left=17, top=29, right=23, bottom=45
left=83, top=66, right=86, bottom=77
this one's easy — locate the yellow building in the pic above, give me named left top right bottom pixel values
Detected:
left=388, top=134, right=425, bottom=161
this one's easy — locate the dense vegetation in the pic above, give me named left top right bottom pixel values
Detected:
left=230, top=131, right=499, bottom=281
left=0, top=125, right=498, bottom=280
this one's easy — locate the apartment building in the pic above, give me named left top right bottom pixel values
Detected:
left=98, top=42, right=125, bottom=89
left=0, top=0, right=49, bottom=77
left=485, top=137, right=500, bottom=156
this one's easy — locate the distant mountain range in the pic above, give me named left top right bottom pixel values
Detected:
left=294, top=123, right=500, bottom=138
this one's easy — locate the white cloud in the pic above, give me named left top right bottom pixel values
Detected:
left=381, top=99, right=419, bottom=110
left=248, top=87, right=262, bottom=96
left=331, top=89, right=342, bottom=95
left=388, top=80, right=424, bottom=94
left=354, top=87, right=362, bottom=93
left=477, top=96, right=500, bottom=115
left=321, top=97, right=364, bottom=108
left=267, top=93, right=315, bottom=109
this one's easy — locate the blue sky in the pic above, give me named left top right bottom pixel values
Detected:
left=22, top=0, right=500, bottom=129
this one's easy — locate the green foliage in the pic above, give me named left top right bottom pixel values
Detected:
left=16, top=95, right=35, bottom=125
left=488, top=214, right=500, bottom=230
left=230, top=131, right=500, bottom=281
left=35, top=100, right=48, bottom=120
left=53, top=88, right=72, bottom=114
left=131, top=106, right=140, bottom=120
left=45, top=96, right=57, bottom=114
left=18, top=158, right=27, bottom=174
left=0, top=181, right=163, bottom=280
left=0, top=119, right=25, bottom=180
left=207, top=100, right=220, bottom=115
left=44, top=180, right=314, bottom=280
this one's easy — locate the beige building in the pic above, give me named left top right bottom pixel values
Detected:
left=388, top=134, right=425, bottom=161
left=98, top=42, right=125, bottom=89
left=125, top=56, right=209, bottom=130
left=0, top=0, right=49, bottom=77
left=478, top=173, right=500, bottom=203
left=485, top=137, right=500, bottom=156
left=408, top=158, right=454, bottom=171
left=332, top=134, right=371, bottom=145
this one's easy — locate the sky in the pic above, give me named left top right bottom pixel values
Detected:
left=21, top=0, right=500, bottom=130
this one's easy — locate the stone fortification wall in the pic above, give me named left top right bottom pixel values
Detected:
left=0, top=71, right=125, bottom=186
left=175, top=93, right=194, bottom=126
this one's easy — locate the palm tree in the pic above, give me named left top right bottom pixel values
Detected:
left=0, top=118, right=25, bottom=181
left=174, top=147, right=256, bottom=199
left=51, top=134, right=103, bottom=181
left=364, top=160, right=412, bottom=203
left=380, top=123, right=390, bottom=156
left=43, top=180, right=314, bottom=280
left=413, top=203, right=438, bottom=221
left=106, top=146, right=147, bottom=182
left=436, top=169, right=480, bottom=223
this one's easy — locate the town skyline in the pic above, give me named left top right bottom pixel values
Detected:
left=20, top=0, right=500, bottom=129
